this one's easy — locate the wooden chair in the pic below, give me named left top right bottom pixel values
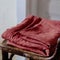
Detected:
left=0, top=40, right=60, bottom=60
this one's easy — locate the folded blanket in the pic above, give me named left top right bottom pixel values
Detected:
left=2, top=15, right=60, bottom=56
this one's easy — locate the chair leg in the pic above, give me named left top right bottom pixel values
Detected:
left=9, top=54, right=14, bottom=60
left=51, top=42, right=60, bottom=60
left=30, top=57, right=33, bottom=60
left=2, top=50, right=8, bottom=60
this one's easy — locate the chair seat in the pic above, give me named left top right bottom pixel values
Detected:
left=0, top=40, right=60, bottom=60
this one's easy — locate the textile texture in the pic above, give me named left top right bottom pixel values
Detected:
left=2, top=16, right=60, bottom=56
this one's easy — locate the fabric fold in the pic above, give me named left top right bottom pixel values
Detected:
left=2, top=15, right=60, bottom=56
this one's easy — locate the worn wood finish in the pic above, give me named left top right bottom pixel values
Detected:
left=9, top=54, right=14, bottom=60
left=51, top=42, right=60, bottom=60
left=0, top=40, right=39, bottom=60
left=0, top=40, right=59, bottom=60
left=2, top=50, right=8, bottom=60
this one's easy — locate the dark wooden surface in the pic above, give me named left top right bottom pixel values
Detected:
left=0, top=40, right=60, bottom=60
left=2, top=50, right=8, bottom=60
left=51, top=42, right=60, bottom=60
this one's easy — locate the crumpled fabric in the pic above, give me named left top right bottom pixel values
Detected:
left=2, top=15, right=60, bottom=56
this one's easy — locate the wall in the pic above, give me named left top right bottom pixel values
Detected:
left=49, top=0, right=60, bottom=20
left=0, top=0, right=27, bottom=37
left=17, top=0, right=26, bottom=23
left=38, top=0, right=60, bottom=20
left=0, top=0, right=26, bottom=60
left=26, top=0, right=38, bottom=16
left=0, top=0, right=17, bottom=39
left=38, top=0, right=50, bottom=19
left=27, top=0, right=60, bottom=20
